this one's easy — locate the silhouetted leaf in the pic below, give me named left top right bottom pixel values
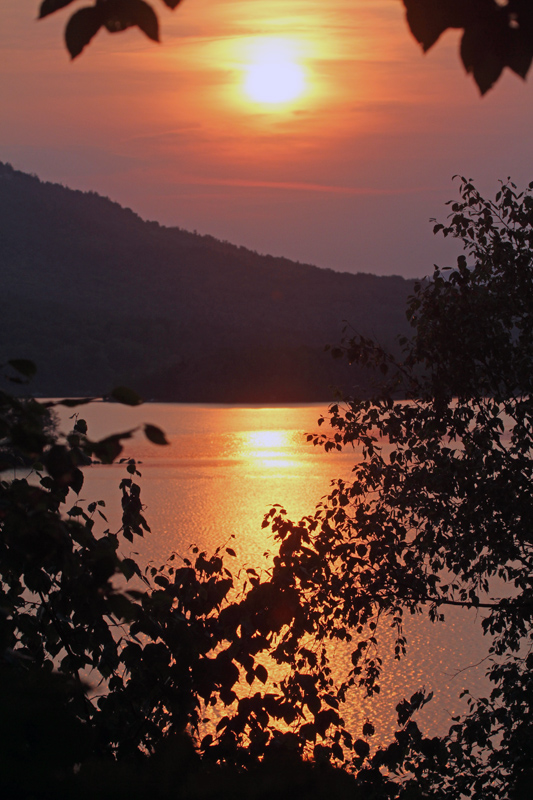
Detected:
left=129, top=0, right=159, bottom=42
left=67, top=505, right=83, bottom=517
left=120, top=558, right=141, bottom=581
left=39, top=0, right=76, bottom=19
left=101, top=0, right=159, bottom=42
left=65, top=6, right=104, bottom=59
left=353, top=739, right=370, bottom=759
left=73, top=418, right=88, bottom=435
left=403, top=0, right=468, bottom=53
left=460, top=25, right=505, bottom=95
left=143, top=423, right=168, bottom=445
left=90, top=430, right=134, bottom=463
left=506, top=31, right=533, bottom=79
left=44, top=444, right=78, bottom=483
left=70, top=467, right=84, bottom=495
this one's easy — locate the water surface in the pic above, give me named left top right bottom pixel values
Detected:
left=57, top=402, right=490, bottom=745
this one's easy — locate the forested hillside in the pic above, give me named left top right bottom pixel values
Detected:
left=0, top=162, right=414, bottom=400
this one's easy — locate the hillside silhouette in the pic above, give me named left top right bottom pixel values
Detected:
left=0, top=162, right=414, bottom=401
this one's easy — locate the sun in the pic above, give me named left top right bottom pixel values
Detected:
left=243, top=39, right=307, bottom=106
left=245, top=61, right=305, bottom=104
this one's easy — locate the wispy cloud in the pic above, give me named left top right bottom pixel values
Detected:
left=163, top=175, right=435, bottom=195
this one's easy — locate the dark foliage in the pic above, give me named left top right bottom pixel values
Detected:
left=2, top=178, right=533, bottom=798
left=404, top=0, right=533, bottom=94
left=269, top=177, right=533, bottom=797
left=0, top=366, right=369, bottom=798
left=36, top=0, right=533, bottom=93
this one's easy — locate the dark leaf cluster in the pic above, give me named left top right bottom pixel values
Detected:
left=0, top=380, right=373, bottom=798
left=404, top=0, right=533, bottom=93
left=4, top=179, right=533, bottom=798
left=269, top=177, right=533, bottom=798
left=35, top=0, right=533, bottom=93
left=39, top=0, right=182, bottom=58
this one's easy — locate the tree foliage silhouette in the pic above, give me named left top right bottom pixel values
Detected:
left=0, top=373, right=363, bottom=798
left=38, top=0, right=533, bottom=93
left=272, top=176, right=533, bottom=798
left=3, top=178, right=533, bottom=798
left=404, top=0, right=533, bottom=94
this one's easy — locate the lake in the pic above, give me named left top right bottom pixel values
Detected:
left=54, top=401, right=490, bottom=747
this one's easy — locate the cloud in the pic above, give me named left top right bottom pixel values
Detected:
left=158, top=175, right=435, bottom=195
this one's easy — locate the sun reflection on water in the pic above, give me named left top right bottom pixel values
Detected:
left=54, top=403, right=491, bottom=744
left=240, top=429, right=298, bottom=470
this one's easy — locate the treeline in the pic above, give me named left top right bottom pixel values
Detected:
left=0, top=162, right=414, bottom=400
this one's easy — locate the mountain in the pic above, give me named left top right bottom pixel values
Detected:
left=0, top=161, right=415, bottom=401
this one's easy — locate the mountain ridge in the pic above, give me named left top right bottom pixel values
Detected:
left=0, top=161, right=414, bottom=401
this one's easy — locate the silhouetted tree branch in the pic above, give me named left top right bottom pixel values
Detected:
left=37, top=0, right=533, bottom=94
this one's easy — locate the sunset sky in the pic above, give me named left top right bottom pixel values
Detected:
left=2, top=0, right=533, bottom=278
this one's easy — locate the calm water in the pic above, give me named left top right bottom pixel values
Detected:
left=56, top=402, right=490, bottom=745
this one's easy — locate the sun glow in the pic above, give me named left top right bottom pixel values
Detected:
left=243, top=38, right=307, bottom=106
left=242, top=429, right=297, bottom=469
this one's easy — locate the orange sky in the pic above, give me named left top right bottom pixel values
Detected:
left=1, top=0, right=533, bottom=277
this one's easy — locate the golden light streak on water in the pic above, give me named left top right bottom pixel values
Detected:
left=52, top=402, right=490, bottom=746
